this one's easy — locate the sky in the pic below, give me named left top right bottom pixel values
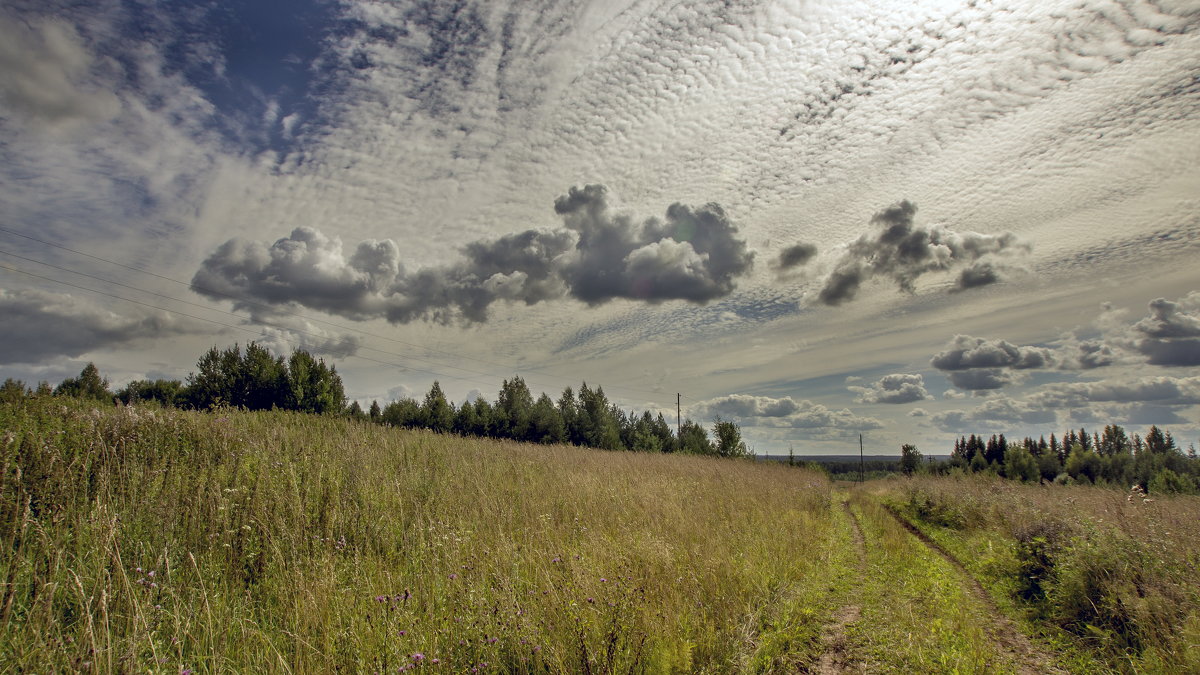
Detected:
left=1, top=0, right=1198, bottom=455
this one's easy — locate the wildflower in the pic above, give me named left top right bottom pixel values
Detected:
left=587, top=597, right=594, bottom=603
left=551, top=556, right=561, bottom=563
left=600, top=578, right=607, bottom=582
left=431, top=658, right=440, bottom=664
left=398, top=630, right=407, bottom=636
left=533, top=645, right=541, bottom=653
left=449, top=573, right=458, bottom=580
left=412, top=653, right=425, bottom=662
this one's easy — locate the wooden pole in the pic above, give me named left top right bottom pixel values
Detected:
left=859, top=434, right=864, bottom=483
left=676, top=393, right=682, bottom=441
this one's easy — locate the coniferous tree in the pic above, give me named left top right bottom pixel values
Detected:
left=117, top=379, right=185, bottom=407
left=422, top=381, right=454, bottom=433
left=557, top=387, right=581, bottom=445
left=496, top=376, right=534, bottom=441
left=369, top=400, right=382, bottom=421
left=529, top=393, right=566, bottom=444
left=678, top=419, right=714, bottom=455
left=0, top=378, right=29, bottom=403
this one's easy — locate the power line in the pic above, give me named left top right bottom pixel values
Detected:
left=0, top=225, right=672, bottom=400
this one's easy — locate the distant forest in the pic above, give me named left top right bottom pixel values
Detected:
left=4, top=342, right=1198, bottom=492
left=0, top=342, right=749, bottom=459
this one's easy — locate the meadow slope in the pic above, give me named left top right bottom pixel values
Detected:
left=2, top=399, right=1198, bottom=673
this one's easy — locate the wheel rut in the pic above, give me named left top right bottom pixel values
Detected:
left=810, top=499, right=867, bottom=675
left=882, top=504, right=1067, bottom=675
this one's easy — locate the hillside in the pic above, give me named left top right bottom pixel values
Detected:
left=2, top=398, right=1198, bottom=673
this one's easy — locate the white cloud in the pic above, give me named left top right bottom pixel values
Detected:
left=850, top=373, right=932, bottom=404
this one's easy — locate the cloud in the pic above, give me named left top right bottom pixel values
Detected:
left=0, top=287, right=198, bottom=364
left=1030, top=376, right=1200, bottom=409
left=554, top=185, right=755, bottom=305
left=255, top=321, right=363, bottom=360
left=932, top=396, right=1057, bottom=432
left=929, top=334, right=1054, bottom=390
left=931, top=335, right=1054, bottom=371
left=193, top=185, right=755, bottom=324
left=816, top=201, right=1028, bottom=306
left=773, top=243, right=817, bottom=273
left=1130, top=295, right=1200, bottom=366
left=0, top=15, right=120, bottom=132
left=850, top=373, right=932, bottom=404
left=690, top=394, right=883, bottom=432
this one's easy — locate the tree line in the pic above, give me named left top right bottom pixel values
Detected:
left=361, top=376, right=747, bottom=457
left=0, top=342, right=749, bottom=458
left=899, top=425, right=1200, bottom=494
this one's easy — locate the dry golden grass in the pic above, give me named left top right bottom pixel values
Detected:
left=1, top=398, right=837, bottom=673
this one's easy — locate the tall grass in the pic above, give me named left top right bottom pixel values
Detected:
left=881, top=475, right=1200, bottom=674
left=1, top=398, right=835, bottom=672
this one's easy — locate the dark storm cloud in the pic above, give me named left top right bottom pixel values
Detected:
left=774, top=243, right=818, bottom=272
left=0, top=288, right=196, bottom=364
left=555, top=184, right=754, bottom=305
left=816, top=201, right=1027, bottom=305
left=193, top=185, right=755, bottom=324
left=850, top=373, right=932, bottom=404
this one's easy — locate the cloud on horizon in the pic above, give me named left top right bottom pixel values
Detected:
left=690, top=393, right=883, bottom=434
left=0, top=287, right=201, bottom=365
left=192, top=184, right=756, bottom=324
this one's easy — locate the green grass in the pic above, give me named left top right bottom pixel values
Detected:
left=878, top=475, right=1200, bottom=674
left=843, top=491, right=1032, bottom=674
left=1, top=398, right=837, bottom=673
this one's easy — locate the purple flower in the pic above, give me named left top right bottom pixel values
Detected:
left=412, top=653, right=425, bottom=662
left=431, top=658, right=440, bottom=664
left=449, top=573, right=458, bottom=580
left=398, top=630, right=407, bottom=636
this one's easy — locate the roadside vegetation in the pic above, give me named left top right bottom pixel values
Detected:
left=878, top=475, right=1200, bottom=674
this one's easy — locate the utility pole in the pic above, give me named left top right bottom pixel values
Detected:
left=859, top=434, right=864, bottom=483
left=676, top=393, right=682, bottom=440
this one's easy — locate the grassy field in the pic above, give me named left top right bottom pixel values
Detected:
left=2, top=398, right=1198, bottom=673
left=876, top=475, right=1200, bottom=674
